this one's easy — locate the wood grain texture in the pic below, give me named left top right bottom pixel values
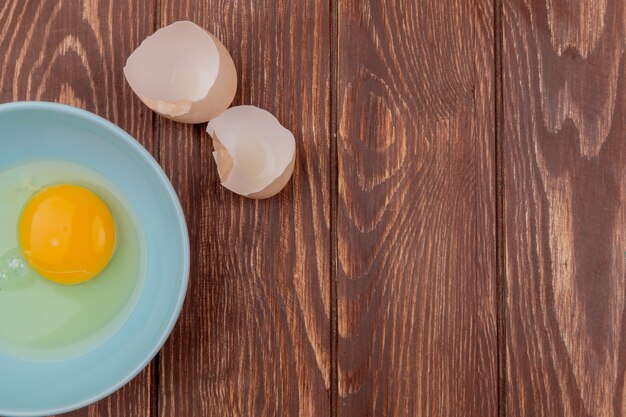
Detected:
left=6, top=0, right=625, bottom=416
left=502, top=0, right=626, bottom=415
left=0, top=0, right=156, bottom=416
left=156, top=1, right=332, bottom=416
left=336, top=0, right=498, bottom=416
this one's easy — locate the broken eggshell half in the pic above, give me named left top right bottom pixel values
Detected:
left=124, top=20, right=237, bottom=124
left=207, top=106, right=296, bottom=199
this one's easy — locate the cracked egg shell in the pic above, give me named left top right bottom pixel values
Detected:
left=124, top=20, right=237, bottom=124
left=207, top=105, right=296, bottom=199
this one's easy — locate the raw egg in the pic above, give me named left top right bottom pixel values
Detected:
left=18, top=184, right=116, bottom=285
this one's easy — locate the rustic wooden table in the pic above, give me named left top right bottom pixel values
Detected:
left=1, top=0, right=625, bottom=416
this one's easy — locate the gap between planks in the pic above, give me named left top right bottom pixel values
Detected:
left=493, top=0, right=506, bottom=416
left=151, top=0, right=162, bottom=417
left=329, top=0, right=339, bottom=414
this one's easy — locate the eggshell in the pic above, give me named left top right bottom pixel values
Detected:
left=207, top=106, right=296, bottom=199
left=124, top=21, right=237, bottom=124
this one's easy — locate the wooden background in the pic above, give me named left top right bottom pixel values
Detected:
left=0, top=0, right=624, bottom=415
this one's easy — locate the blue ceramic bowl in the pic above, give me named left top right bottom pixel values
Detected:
left=0, top=102, right=190, bottom=416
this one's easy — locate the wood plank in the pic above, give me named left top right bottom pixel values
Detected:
left=502, top=0, right=626, bottom=415
left=336, top=0, right=498, bottom=416
left=156, top=1, right=332, bottom=416
left=0, top=0, right=156, bottom=416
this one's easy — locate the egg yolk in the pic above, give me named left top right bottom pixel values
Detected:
left=18, top=184, right=116, bottom=285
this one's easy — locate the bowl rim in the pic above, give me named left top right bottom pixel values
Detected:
left=0, top=101, right=191, bottom=417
